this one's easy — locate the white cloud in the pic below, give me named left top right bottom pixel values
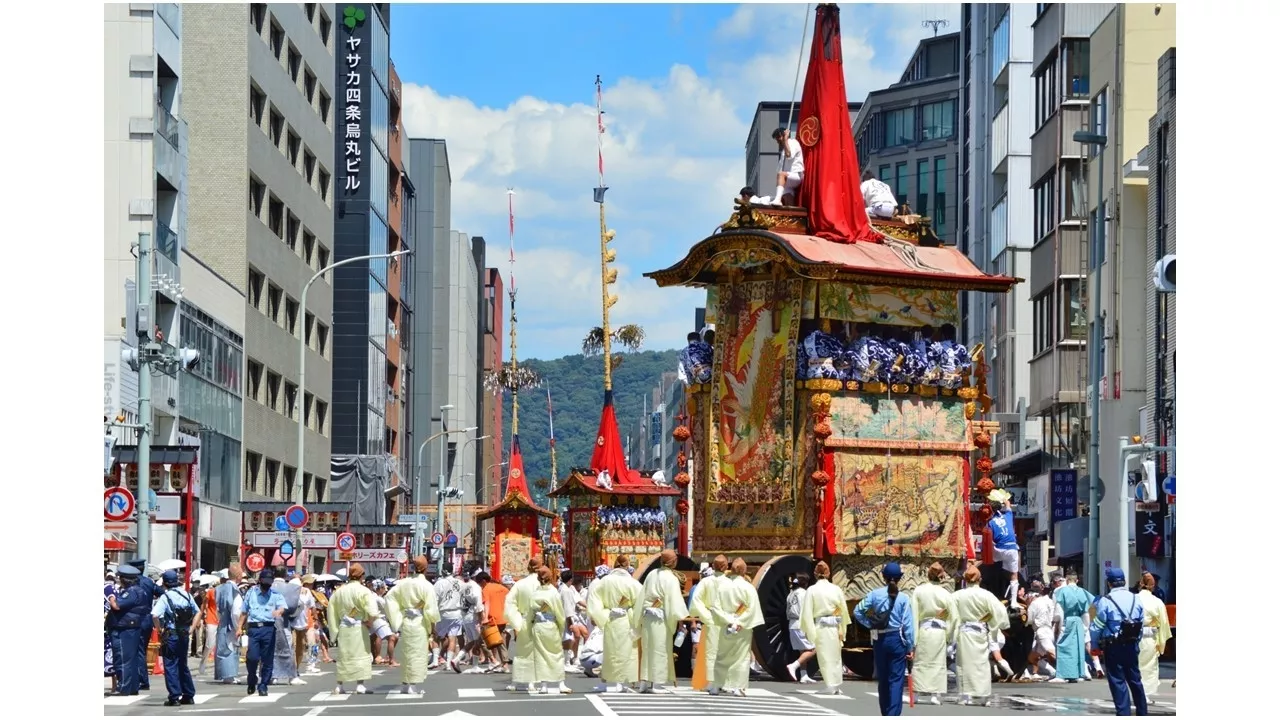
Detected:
left=399, top=3, right=958, bottom=359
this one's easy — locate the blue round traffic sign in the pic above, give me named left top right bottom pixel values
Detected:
left=285, top=504, right=309, bottom=530
left=445, top=533, right=458, bottom=546
left=1162, top=475, right=1175, bottom=497
left=274, top=515, right=290, bottom=532
left=337, top=532, right=357, bottom=552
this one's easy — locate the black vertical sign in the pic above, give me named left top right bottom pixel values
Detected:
left=337, top=4, right=371, bottom=207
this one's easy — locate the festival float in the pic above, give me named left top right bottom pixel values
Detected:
left=478, top=194, right=557, bottom=581
left=643, top=4, right=1019, bottom=679
left=549, top=76, right=682, bottom=579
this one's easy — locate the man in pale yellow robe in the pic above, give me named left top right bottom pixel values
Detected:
left=950, top=564, right=1009, bottom=706
left=587, top=555, right=643, bottom=693
left=638, top=550, right=690, bottom=693
left=385, top=556, right=441, bottom=694
left=710, top=558, right=765, bottom=697
left=503, top=557, right=543, bottom=692
left=325, top=564, right=382, bottom=695
left=1136, top=572, right=1171, bottom=701
left=799, top=561, right=850, bottom=696
left=689, top=556, right=729, bottom=692
left=528, top=567, right=568, bottom=694
left=909, top=562, right=956, bottom=704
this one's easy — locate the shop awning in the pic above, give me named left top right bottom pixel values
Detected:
left=991, top=446, right=1046, bottom=477
left=113, top=445, right=199, bottom=465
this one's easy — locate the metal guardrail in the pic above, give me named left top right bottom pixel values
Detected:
left=155, top=102, right=180, bottom=148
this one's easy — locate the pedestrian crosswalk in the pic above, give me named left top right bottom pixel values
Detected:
left=104, top=686, right=500, bottom=707
left=587, top=686, right=842, bottom=717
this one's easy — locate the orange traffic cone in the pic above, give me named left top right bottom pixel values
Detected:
left=150, top=627, right=164, bottom=675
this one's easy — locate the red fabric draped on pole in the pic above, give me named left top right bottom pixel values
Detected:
left=505, top=435, right=534, bottom=501
left=589, top=391, right=636, bottom=487
left=795, top=4, right=879, bottom=244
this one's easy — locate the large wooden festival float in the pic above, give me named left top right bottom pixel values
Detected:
left=641, top=5, right=1021, bottom=680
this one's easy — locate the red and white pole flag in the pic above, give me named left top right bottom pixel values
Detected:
left=507, top=188, right=516, bottom=292
left=546, top=387, right=556, bottom=448
left=595, top=75, right=606, bottom=186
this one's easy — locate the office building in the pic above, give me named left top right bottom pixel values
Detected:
left=404, top=139, right=485, bottom=542
left=745, top=101, right=861, bottom=198
left=405, top=137, right=449, bottom=511
left=960, top=6, right=1042, bottom=497
left=853, top=33, right=962, bottom=247
left=184, top=3, right=337, bottom=511
left=1024, top=3, right=1111, bottom=469
left=1082, top=4, right=1175, bottom=582
left=320, top=3, right=414, bottom=535
left=1142, top=47, right=1176, bottom=590
left=480, top=268, right=506, bottom=507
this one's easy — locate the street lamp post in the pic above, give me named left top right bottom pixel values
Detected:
left=294, top=249, right=410, bottom=570
left=411, top=423, right=476, bottom=558
left=1074, top=129, right=1107, bottom=592
left=456, top=435, right=490, bottom=558
left=436, top=418, right=479, bottom=574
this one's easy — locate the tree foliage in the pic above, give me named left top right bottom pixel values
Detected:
left=497, top=349, right=681, bottom=508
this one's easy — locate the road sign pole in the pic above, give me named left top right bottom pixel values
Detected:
left=135, top=230, right=153, bottom=565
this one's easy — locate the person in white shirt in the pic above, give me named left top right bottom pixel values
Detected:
left=860, top=169, right=898, bottom=218
left=754, top=128, right=804, bottom=206
left=784, top=573, right=818, bottom=683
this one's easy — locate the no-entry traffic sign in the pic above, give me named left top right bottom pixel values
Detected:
left=104, top=487, right=135, bottom=522
left=285, top=504, right=309, bottom=530
left=336, top=532, right=357, bottom=552
left=244, top=553, right=266, bottom=573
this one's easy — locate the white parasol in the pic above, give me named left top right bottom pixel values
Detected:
left=314, top=573, right=341, bottom=582
left=157, top=559, right=187, bottom=571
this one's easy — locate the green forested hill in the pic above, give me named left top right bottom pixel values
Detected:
left=496, top=349, right=680, bottom=508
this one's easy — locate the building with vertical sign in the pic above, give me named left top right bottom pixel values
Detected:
left=183, top=4, right=337, bottom=571
left=1084, top=5, right=1175, bottom=584
left=1141, top=47, right=1175, bottom=591
left=326, top=3, right=410, bottom=534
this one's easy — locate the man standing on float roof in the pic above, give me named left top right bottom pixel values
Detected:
left=759, top=128, right=804, bottom=206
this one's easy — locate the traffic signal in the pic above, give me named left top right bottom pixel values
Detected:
left=121, top=347, right=140, bottom=372
left=1126, top=454, right=1157, bottom=502
left=1152, top=254, right=1175, bottom=293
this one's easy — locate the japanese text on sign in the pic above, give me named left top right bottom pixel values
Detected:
left=1049, top=469, right=1078, bottom=522
left=332, top=549, right=402, bottom=562
left=342, top=35, right=363, bottom=192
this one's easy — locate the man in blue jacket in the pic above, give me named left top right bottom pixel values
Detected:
left=108, top=565, right=152, bottom=696
left=1091, top=567, right=1149, bottom=716
left=126, top=559, right=162, bottom=691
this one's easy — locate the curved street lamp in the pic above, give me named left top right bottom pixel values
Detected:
left=293, top=249, right=411, bottom=569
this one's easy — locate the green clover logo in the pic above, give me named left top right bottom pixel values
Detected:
left=343, top=6, right=366, bottom=30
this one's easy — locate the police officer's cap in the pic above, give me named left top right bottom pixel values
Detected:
left=1105, top=567, right=1126, bottom=584
left=127, top=559, right=147, bottom=570
left=259, top=569, right=276, bottom=582
left=161, top=570, right=181, bottom=587
left=118, top=565, right=142, bottom=577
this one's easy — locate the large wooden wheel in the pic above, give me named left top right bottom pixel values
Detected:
left=749, top=554, right=816, bottom=681
left=633, top=553, right=699, bottom=678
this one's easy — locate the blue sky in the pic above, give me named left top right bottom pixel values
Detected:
left=391, top=2, right=959, bottom=360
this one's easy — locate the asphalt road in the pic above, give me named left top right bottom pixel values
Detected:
left=104, top=662, right=1177, bottom=717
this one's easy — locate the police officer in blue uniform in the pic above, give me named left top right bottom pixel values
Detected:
left=854, top=562, right=917, bottom=716
left=107, top=565, right=151, bottom=696
left=240, top=569, right=287, bottom=696
left=126, top=559, right=161, bottom=691
left=1091, top=567, right=1149, bottom=716
left=154, top=570, right=197, bottom=706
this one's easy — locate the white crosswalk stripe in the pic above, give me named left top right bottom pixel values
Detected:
left=589, top=687, right=841, bottom=716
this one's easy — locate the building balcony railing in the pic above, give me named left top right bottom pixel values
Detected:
left=155, top=220, right=180, bottom=264
left=155, top=102, right=180, bottom=149
left=991, top=104, right=1009, bottom=171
